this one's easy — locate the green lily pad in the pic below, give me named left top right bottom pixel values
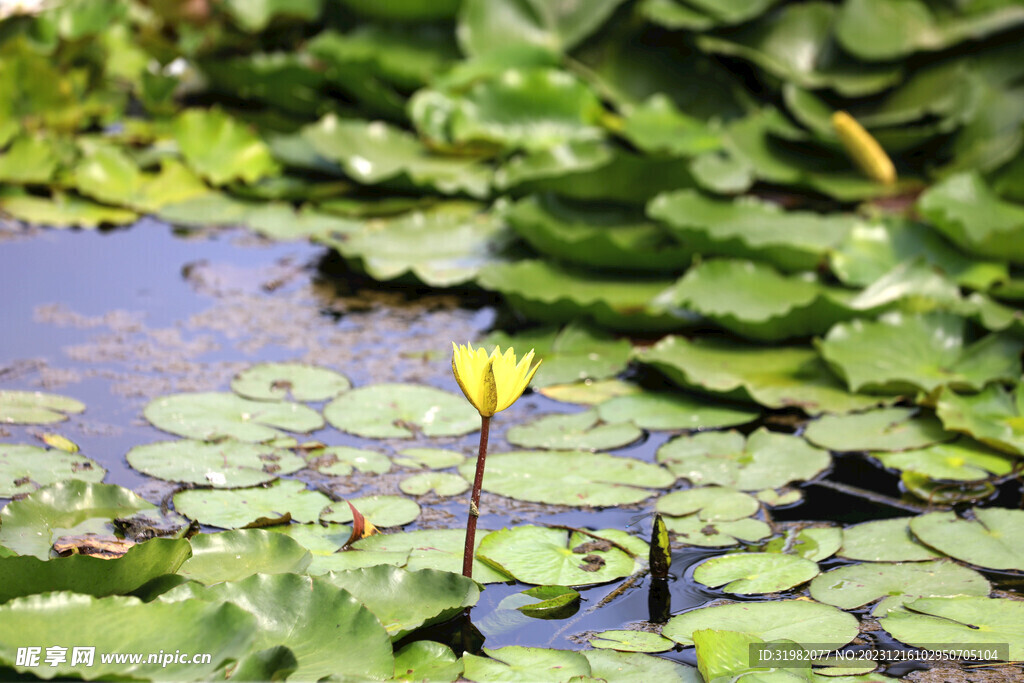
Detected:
left=0, top=444, right=105, bottom=496
left=394, top=641, right=462, bottom=683
left=874, top=439, right=1018, bottom=481
left=162, top=572, right=393, bottom=681
left=936, top=384, right=1024, bottom=455
left=636, top=335, right=884, bottom=415
left=221, top=0, right=322, bottom=32
left=0, top=481, right=155, bottom=559
left=263, top=523, right=352, bottom=575
left=126, top=440, right=303, bottom=488
left=393, top=448, right=466, bottom=470
left=838, top=518, right=942, bottom=562
left=621, top=94, right=721, bottom=157
left=691, top=629, right=768, bottom=682
left=0, top=592, right=257, bottom=681
left=73, top=146, right=209, bottom=213
left=760, top=526, right=841, bottom=562
left=803, top=408, right=955, bottom=453
left=458, top=451, right=674, bottom=507
left=484, top=320, right=632, bottom=389
left=324, top=565, right=479, bottom=639
left=909, top=508, right=1024, bottom=571
left=173, top=479, right=333, bottom=529
left=400, top=472, right=470, bottom=497
left=178, top=529, right=312, bottom=584
left=755, top=488, right=803, bottom=508
left=538, top=379, right=642, bottom=406
left=321, top=495, right=421, bottom=528
left=657, top=487, right=760, bottom=522
left=648, top=189, right=854, bottom=272
left=517, top=585, right=580, bottom=617
left=810, top=560, right=990, bottom=617
left=595, top=391, right=759, bottom=431
left=584, top=649, right=700, bottom=683
left=589, top=630, right=675, bottom=653
left=309, top=446, right=392, bottom=476
left=880, top=596, right=1024, bottom=660
left=665, top=515, right=772, bottom=547
left=144, top=392, right=324, bottom=443
left=0, top=135, right=59, bottom=184
left=231, top=363, right=351, bottom=402
left=506, top=410, right=642, bottom=451
left=919, top=171, right=1024, bottom=263
left=693, top=552, right=820, bottom=594
left=478, top=526, right=640, bottom=587
left=174, top=108, right=280, bottom=186
left=664, top=600, right=859, bottom=648
left=902, top=472, right=999, bottom=507
left=353, top=528, right=512, bottom=583
left=817, top=312, right=1022, bottom=395
left=319, top=202, right=509, bottom=287
left=0, top=191, right=138, bottom=228
left=495, top=139, right=612, bottom=189
left=458, top=0, right=626, bottom=56
left=0, top=390, right=85, bottom=424
left=463, top=646, right=591, bottom=683
left=324, top=383, right=479, bottom=439
left=657, top=428, right=831, bottom=490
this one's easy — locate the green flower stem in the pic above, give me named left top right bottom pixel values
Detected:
left=462, top=414, right=491, bottom=579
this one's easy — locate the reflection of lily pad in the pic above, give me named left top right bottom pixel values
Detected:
left=127, top=440, right=303, bottom=488
left=665, top=515, right=771, bottom=547
left=0, top=444, right=105, bottom=496
left=657, top=487, right=759, bottom=522
left=458, top=451, right=674, bottom=507
left=178, top=529, right=312, bottom=584
left=0, top=390, right=85, bottom=424
left=664, top=600, right=859, bottom=647
left=880, top=596, right=1024, bottom=660
left=596, top=391, right=758, bottom=431
left=321, top=495, right=420, bottom=528
left=657, top=428, right=830, bottom=490
left=231, top=363, right=352, bottom=402
left=324, top=383, right=479, bottom=439
left=506, top=410, right=642, bottom=451
left=875, top=439, right=1017, bottom=481
left=935, top=384, right=1024, bottom=455
left=353, top=529, right=512, bottom=583
left=803, top=407, right=954, bottom=452
left=144, top=392, right=324, bottom=443
left=838, top=517, right=942, bottom=562
left=909, top=508, right=1024, bottom=571
left=399, top=472, right=469, bottom=496
left=693, top=552, right=820, bottom=594
left=173, top=480, right=332, bottom=529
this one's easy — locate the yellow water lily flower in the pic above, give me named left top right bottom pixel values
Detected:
left=452, top=343, right=541, bottom=417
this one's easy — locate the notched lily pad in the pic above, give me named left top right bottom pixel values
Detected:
left=936, top=384, right=1024, bottom=455
left=595, top=390, right=758, bottom=431
left=693, top=552, right=820, bottom=595
left=127, top=440, right=303, bottom=488
left=0, top=444, right=105, bottom=496
left=589, top=630, right=675, bottom=653
left=353, top=528, right=512, bottom=583
left=803, top=407, right=955, bottom=453
left=324, top=383, right=479, bottom=439
left=656, top=486, right=760, bottom=522
left=505, top=409, right=642, bottom=451
left=393, top=448, right=465, bottom=470
left=838, top=517, right=942, bottom=562
left=321, top=495, right=421, bottom=528
left=880, top=596, right=1024, bottom=661
left=399, top=472, right=469, bottom=497
left=308, top=446, right=392, bottom=476
left=909, top=508, right=1024, bottom=571
left=663, top=600, right=859, bottom=648
left=173, top=479, right=333, bottom=529
left=760, top=526, right=841, bottom=562
left=875, top=438, right=1018, bottom=481
left=174, top=108, right=280, bottom=186
left=231, top=363, right=352, bottom=402
left=178, top=529, right=312, bottom=584
left=0, top=390, right=85, bottom=424
left=144, top=392, right=324, bottom=443
left=665, top=515, right=771, bottom=548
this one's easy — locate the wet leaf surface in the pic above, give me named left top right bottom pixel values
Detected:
left=0, top=444, right=105, bottom=496
left=173, top=480, right=333, bottom=529
left=126, top=439, right=303, bottom=488
left=144, top=392, right=324, bottom=443
left=693, top=552, right=820, bottom=594
left=324, top=383, right=479, bottom=438
left=230, top=362, right=352, bottom=402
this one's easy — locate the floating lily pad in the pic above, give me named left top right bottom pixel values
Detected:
left=393, top=448, right=466, bottom=470
left=173, top=480, right=332, bottom=529
left=321, top=495, right=420, bottom=528
left=818, top=312, right=1022, bottom=395
left=394, top=641, right=462, bottom=683
left=664, top=600, right=859, bottom=648
left=755, top=488, right=803, bottom=508
left=0, top=390, right=85, bottom=424
left=903, top=473, right=1000, bottom=505
left=874, top=439, right=1018, bottom=481
left=693, top=552, right=820, bottom=595
left=161, top=572, right=394, bottom=681
left=587, top=649, right=701, bottom=682
left=810, top=560, right=990, bottom=617
left=506, top=410, right=642, bottom=451
left=0, top=135, right=59, bottom=184
left=0, top=481, right=155, bottom=559
left=665, top=515, right=772, bottom=547
left=400, top=472, right=469, bottom=497
left=589, top=630, right=675, bottom=653
left=126, top=440, right=303, bottom=488
left=73, top=147, right=209, bottom=213
left=838, top=518, right=942, bottom=562
left=478, top=526, right=639, bottom=586
left=636, top=335, right=884, bottom=415
left=657, top=428, right=830, bottom=490
left=144, top=392, right=324, bottom=443
left=0, top=444, right=105, bottom=496
left=657, top=487, right=760, bottom=522
left=458, top=451, right=674, bottom=507
left=174, top=108, right=280, bottom=186
left=909, top=508, right=1024, bottom=571
left=596, top=391, right=758, bottom=431
left=463, top=646, right=591, bottom=683
left=178, top=529, right=312, bottom=584
left=935, top=384, right=1024, bottom=455
left=221, top=0, right=322, bottom=32
left=309, top=446, right=392, bottom=476
left=324, top=383, right=479, bottom=439
left=231, top=363, right=352, bottom=402
left=263, top=522, right=351, bottom=574
left=353, top=529, right=512, bottom=583
left=803, top=408, right=954, bottom=453
left=538, top=379, right=642, bottom=406
left=760, top=526, right=841, bottom=562
left=458, top=0, right=626, bottom=56
left=0, top=191, right=138, bottom=228
left=324, top=565, right=479, bottom=639
left=880, top=596, right=1024, bottom=661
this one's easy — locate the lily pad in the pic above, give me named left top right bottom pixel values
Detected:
left=538, top=379, right=641, bottom=405
left=0, top=481, right=155, bottom=559
left=394, top=641, right=462, bottom=683
left=810, top=560, right=990, bottom=617
left=73, top=147, right=209, bottom=213
left=173, top=479, right=333, bottom=528
left=506, top=409, right=642, bottom=451
left=353, top=528, right=512, bottom=583
left=657, top=486, right=760, bottom=522
left=935, top=384, right=1024, bottom=455
left=761, top=526, right=841, bottom=562
left=665, top=515, right=772, bottom=547
left=585, top=649, right=701, bottom=682
left=0, top=191, right=138, bottom=228
left=463, top=646, right=591, bottom=683
left=657, top=428, right=831, bottom=490
left=0, top=390, right=85, bottom=424
left=909, top=508, right=1024, bottom=571
left=126, top=440, right=303, bottom=488
left=635, top=335, right=884, bottom=415
left=393, top=448, right=466, bottom=470
left=458, top=0, right=626, bottom=56
left=324, top=383, right=479, bottom=439
left=693, top=552, right=820, bottom=594
left=321, top=495, right=421, bottom=528
left=838, top=518, right=942, bottom=562
left=174, top=108, right=280, bottom=186
left=589, top=630, right=675, bottom=653
left=178, top=529, right=312, bottom=584
left=400, top=472, right=470, bottom=497
left=0, top=444, right=105, bottom=496
left=817, top=312, right=1022, bottom=395
left=231, top=363, right=351, bottom=402
left=664, top=600, right=859, bottom=648
left=596, top=391, right=759, bottom=431
left=874, top=439, right=1018, bottom=481
left=144, top=392, right=324, bottom=443
left=309, top=446, right=392, bottom=476
left=803, top=408, right=954, bottom=453
left=457, top=451, right=674, bottom=507
left=880, top=596, right=1024, bottom=660
left=263, top=522, right=351, bottom=574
